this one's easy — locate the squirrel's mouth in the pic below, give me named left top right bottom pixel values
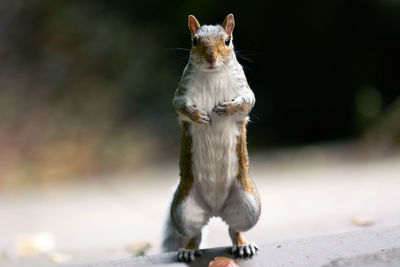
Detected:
left=205, top=59, right=217, bottom=70
left=207, top=62, right=217, bottom=69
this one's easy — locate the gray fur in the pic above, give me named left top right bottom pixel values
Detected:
left=162, top=216, right=187, bottom=252
left=163, top=17, right=260, bottom=261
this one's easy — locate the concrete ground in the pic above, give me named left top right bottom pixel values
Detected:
left=1, top=147, right=400, bottom=266
left=63, top=225, right=400, bottom=267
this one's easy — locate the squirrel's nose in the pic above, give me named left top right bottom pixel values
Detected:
left=206, top=57, right=216, bottom=65
left=206, top=53, right=217, bottom=65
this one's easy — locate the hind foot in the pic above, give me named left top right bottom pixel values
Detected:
left=177, top=248, right=202, bottom=262
left=232, top=242, right=259, bottom=258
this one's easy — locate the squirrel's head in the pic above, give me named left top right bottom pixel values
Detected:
left=188, top=14, right=235, bottom=72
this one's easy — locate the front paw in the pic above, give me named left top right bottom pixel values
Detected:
left=185, top=105, right=211, bottom=124
left=177, top=248, right=202, bottom=262
left=196, top=110, right=211, bottom=124
left=231, top=242, right=259, bottom=258
left=213, top=100, right=239, bottom=116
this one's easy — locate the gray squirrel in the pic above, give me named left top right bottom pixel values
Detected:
left=162, top=14, right=261, bottom=263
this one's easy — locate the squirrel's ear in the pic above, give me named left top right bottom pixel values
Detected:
left=222, top=14, right=235, bottom=38
left=188, top=15, right=201, bottom=35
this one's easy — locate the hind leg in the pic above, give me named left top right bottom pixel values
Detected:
left=163, top=191, right=209, bottom=262
left=174, top=194, right=208, bottom=262
left=162, top=215, right=187, bottom=252
left=163, top=217, right=202, bottom=261
left=221, top=186, right=261, bottom=258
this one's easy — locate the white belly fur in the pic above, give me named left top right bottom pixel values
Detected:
left=185, top=70, right=242, bottom=213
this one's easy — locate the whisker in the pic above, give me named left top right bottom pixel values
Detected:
left=241, top=64, right=253, bottom=72
left=233, top=50, right=254, bottom=72
left=235, top=51, right=254, bottom=63
left=166, top=47, right=191, bottom=52
left=250, top=113, right=260, bottom=120
left=235, top=49, right=264, bottom=56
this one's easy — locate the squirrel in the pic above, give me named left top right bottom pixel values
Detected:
left=162, top=14, right=261, bottom=263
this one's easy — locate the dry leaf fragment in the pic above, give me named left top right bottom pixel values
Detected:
left=49, top=252, right=72, bottom=263
left=351, top=217, right=374, bottom=227
left=15, top=233, right=55, bottom=257
left=126, top=242, right=152, bottom=256
left=208, top=256, right=239, bottom=267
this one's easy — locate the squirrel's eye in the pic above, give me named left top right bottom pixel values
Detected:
left=192, top=37, right=198, bottom=46
left=225, top=37, right=230, bottom=46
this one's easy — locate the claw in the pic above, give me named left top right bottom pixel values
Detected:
left=199, top=110, right=208, bottom=116
left=250, top=244, right=256, bottom=255
left=177, top=249, right=201, bottom=263
left=195, top=250, right=202, bottom=257
left=178, top=249, right=184, bottom=261
left=184, top=250, right=190, bottom=262
left=245, top=245, right=250, bottom=256
left=186, top=105, right=211, bottom=124
left=197, top=114, right=211, bottom=124
left=213, top=99, right=237, bottom=116
left=231, top=242, right=259, bottom=258
left=231, top=245, right=237, bottom=255
left=253, top=242, right=259, bottom=250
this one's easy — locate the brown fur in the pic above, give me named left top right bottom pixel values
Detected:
left=237, top=101, right=254, bottom=114
left=234, top=232, right=249, bottom=246
left=192, top=35, right=232, bottom=63
left=236, top=120, right=254, bottom=193
left=184, top=107, right=202, bottom=122
left=170, top=121, right=194, bottom=232
left=185, top=237, right=197, bottom=250
left=223, top=100, right=253, bottom=116
left=175, top=121, right=194, bottom=201
left=191, top=34, right=232, bottom=65
left=223, top=103, right=237, bottom=116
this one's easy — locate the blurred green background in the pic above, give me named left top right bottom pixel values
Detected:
left=1, top=0, right=399, bottom=187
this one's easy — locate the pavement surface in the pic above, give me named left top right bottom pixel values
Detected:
left=1, top=148, right=400, bottom=266
left=62, top=225, right=400, bottom=267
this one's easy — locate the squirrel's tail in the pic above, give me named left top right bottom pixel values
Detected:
left=162, top=215, right=187, bottom=252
